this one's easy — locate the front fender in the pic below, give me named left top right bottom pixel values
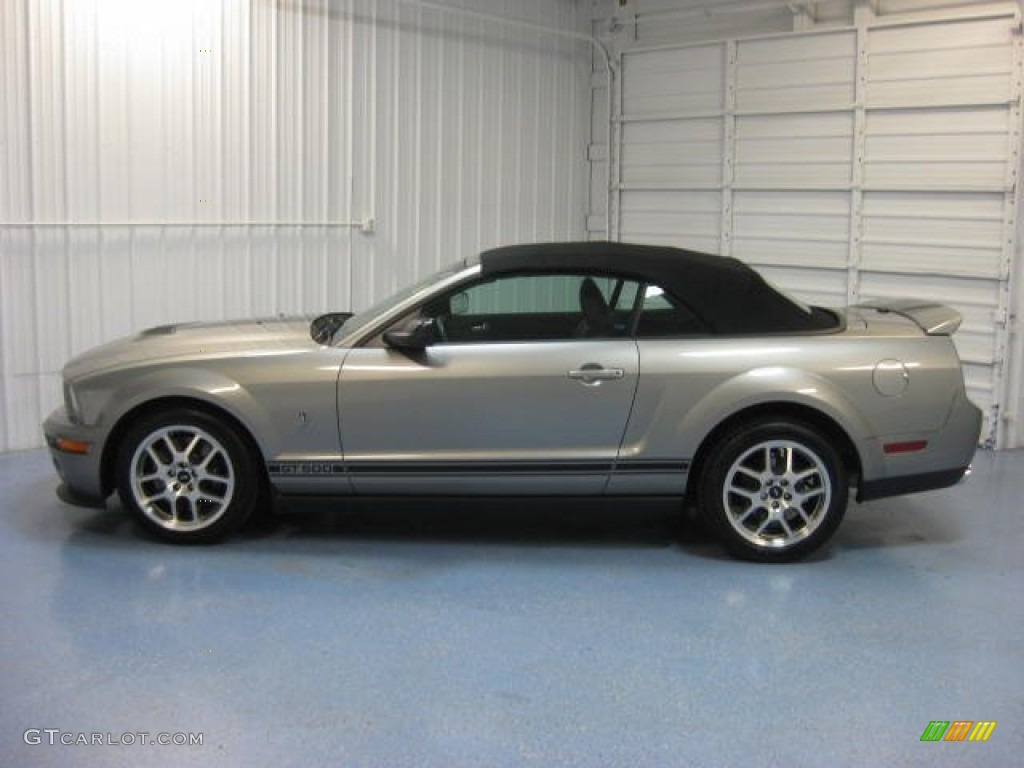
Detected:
left=83, top=366, right=280, bottom=460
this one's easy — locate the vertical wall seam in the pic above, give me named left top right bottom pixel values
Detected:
left=721, top=41, right=736, bottom=256
left=993, top=14, right=1022, bottom=446
left=848, top=20, right=868, bottom=307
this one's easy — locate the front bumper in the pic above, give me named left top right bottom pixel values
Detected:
left=43, top=407, right=107, bottom=504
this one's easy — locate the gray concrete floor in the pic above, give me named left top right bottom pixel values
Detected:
left=1, top=447, right=1021, bottom=767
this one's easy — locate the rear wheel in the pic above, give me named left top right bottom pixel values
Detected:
left=116, top=408, right=262, bottom=543
left=699, top=420, right=848, bottom=562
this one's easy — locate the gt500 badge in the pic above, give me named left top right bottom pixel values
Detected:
left=267, top=462, right=345, bottom=476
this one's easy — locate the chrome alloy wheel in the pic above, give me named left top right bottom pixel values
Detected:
left=129, top=425, right=236, bottom=532
left=721, top=439, right=832, bottom=550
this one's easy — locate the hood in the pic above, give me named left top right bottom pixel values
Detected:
left=64, top=315, right=319, bottom=379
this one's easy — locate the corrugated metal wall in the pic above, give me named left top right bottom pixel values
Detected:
left=0, top=0, right=589, bottom=451
left=592, top=2, right=1022, bottom=447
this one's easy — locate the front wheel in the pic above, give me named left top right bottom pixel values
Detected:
left=698, top=420, right=848, bottom=562
left=116, top=408, right=262, bottom=543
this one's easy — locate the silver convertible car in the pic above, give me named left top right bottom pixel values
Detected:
left=44, top=242, right=982, bottom=561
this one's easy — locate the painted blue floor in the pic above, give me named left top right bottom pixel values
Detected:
left=1, top=447, right=1021, bottom=767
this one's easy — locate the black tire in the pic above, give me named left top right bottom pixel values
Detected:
left=698, top=419, right=848, bottom=562
left=115, top=408, right=263, bottom=544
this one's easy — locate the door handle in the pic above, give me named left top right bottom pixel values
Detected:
left=568, top=365, right=625, bottom=386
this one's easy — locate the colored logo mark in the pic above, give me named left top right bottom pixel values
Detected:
left=920, top=721, right=997, bottom=742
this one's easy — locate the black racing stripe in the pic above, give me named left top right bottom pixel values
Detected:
left=347, top=461, right=614, bottom=475
left=615, top=460, right=690, bottom=473
left=268, top=459, right=690, bottom=477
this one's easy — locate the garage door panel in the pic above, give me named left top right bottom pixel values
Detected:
left=864, top=161, right=1007, bottom=191
left=737, top=111, right=854, bottom=137
left=622, top=44, right=724, bottom=76
left=620, top=118, right=723, bottom=186
left=737, top=136, right=854, bottom=165
left=858, top=271, right=1000, bottom=308
left=755, top=265, right=848, bottom=308
left=861, top=190, right=1005, bottom=219
left=865, top=106, right=1010, bottom=136
left=866, top=18, right=1014, bottom=108
left=622, top=189, right=721, bottom=214
left=736, top=162, right=853, bottom=188
left=619, top=210, right=721, bottom=239
left=624, top=118, right=721, bottom=143
left=622, top=86, right=725, bottom=116
left=616, top=231, right=722, bottom=253
left=736, top=238, right=849, bottom=271
left=951, top=331, right=997, bottom=366
left=735, top=112, right=853, bottom=187
left=621, top=138, right=723, bottom=164
left=622, top=44, right=725, bottom=116
left=621, top=153, right=722, bottom=186
left=860, top=243, right=1002, bottom=280
left=869, top=45, right=1013, bottom=83
left=867, top=72, right=1011, bottom=108
left=619, top=188, right=721, bottom=246
left=863, top=106, right=1011, bottom=190
left=862, top=215, right=1002, bottom=251
left=737, top=57, right=854, bottom=93
left=734, top=211, right=850, bottom=243
left=866, top=16, right=1013, bottom=55
left=733, top=190, right=851, bottom=269
left=608, top=12, right=1019, bottom=445
left=734, top=190, right=850, bottom=215
left=962, top=364, right=995, bottom=431
left=736, top=31, right=855, bottom=111
left=866, top=133, right=1007, bottom=165
left=738, top=83, right=857, bottom=113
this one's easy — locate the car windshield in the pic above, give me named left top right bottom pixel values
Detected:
left=336, top=260, right=467, bottom=340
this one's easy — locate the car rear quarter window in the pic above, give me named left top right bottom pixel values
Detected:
left=634, top=284, right=708, bottom=337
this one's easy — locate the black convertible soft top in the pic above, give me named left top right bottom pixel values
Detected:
left=477, top=241, right=835, bottom=334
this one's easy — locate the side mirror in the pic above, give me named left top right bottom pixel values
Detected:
left=383, top=318, right=434, bottom=351
left=309, top=312, right=353, bottom=344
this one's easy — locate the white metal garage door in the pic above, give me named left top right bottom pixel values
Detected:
left=593, top=7, right=1021, bottom=447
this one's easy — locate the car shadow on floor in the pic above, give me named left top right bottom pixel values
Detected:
left=57, top=493, right=729, bottom=558
left=255, top=496, right=720, bottom=551
left=47, top=488, right=959, bottom=562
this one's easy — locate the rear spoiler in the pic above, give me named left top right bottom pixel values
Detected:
left=854, top=298, right=962, bottom=335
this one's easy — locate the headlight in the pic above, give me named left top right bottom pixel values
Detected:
left=63, top=380, right=82, bottom=424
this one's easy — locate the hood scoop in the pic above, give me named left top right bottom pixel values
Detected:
left=139, top=323, right=184, bottom=337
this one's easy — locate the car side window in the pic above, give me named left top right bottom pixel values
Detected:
left=633, top=284, right=709, bottom=337
left=423, top=272, right=643, bottom=343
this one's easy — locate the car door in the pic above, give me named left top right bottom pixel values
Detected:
left=338, top=272, right=640, bottom=494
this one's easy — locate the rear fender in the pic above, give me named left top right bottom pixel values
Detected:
left=679, top=367, right=881, bottom=479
